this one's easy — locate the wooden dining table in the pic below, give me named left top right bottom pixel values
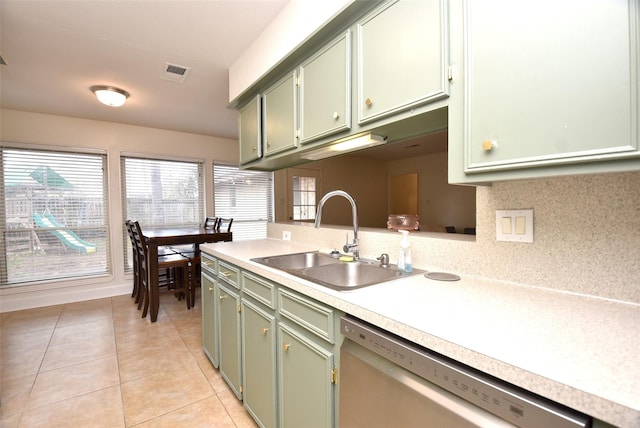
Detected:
left=142, top=226, right=232, bottom=322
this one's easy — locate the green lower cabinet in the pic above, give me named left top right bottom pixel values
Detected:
left=278, top=322, right=336, bottom=428
left=202, top=255, right=342, bottom=427
left=201, top=270, right=218, bottom=368
left=218, top=281, right=243, bottom=399
left=241, top=299, right=277, bottom=428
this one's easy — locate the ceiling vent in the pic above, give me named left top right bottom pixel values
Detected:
left=161, top=62, right=190, bottom=83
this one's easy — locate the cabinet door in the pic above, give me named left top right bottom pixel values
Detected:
left=357, top=0, right=449, bottom=124
left=263, top=71, right=298, bottom=156
left=242, top=300, right=277, bottom=428
left=299, top=30, right=352, bottom=144
left=239, top=95, right=262, bottom=165
left=201, top=271, right=219, bottom=368
left=278, top=323, right=335, bottom=428
left=461, top=0, right=639, bottom=175
left=218, top=281, right=242, bottom=399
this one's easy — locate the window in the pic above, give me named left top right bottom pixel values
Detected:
left=121, top=156, right=204, bottom=271
left=292, top=175, right=317, bottom=220
left=287, top=167, right=321, bottom=221
left=213, top=164, right=273, bottom=241
left=0, top=146, right=109, bottom=286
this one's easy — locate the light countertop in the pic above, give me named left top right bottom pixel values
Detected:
left=201, top=239, right=640, bottom=427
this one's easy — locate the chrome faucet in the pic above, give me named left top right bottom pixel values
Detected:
left=314, top=190, right=359, bottom=259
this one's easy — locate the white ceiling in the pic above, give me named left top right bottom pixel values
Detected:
left=0, top=0, right=289, bottom=139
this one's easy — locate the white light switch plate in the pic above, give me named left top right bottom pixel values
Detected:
left=282, top=231, right=291, bottom=241
left=496, top=209, right=534, bottom=243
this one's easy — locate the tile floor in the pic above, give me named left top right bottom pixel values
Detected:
left=0, top=291, right=258, bottom=427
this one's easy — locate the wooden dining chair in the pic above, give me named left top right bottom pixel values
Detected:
left=204, top=216, right=219, bottom=230
left=131, top=221, right=195, bottom=318
left=125, top=220, right=141, bottom=302
left=126, top=219, right=179, bottom=305
left=216, top=218, right=233, bottom=233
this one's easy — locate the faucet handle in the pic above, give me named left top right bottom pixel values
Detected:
left=343, top=242, right=358, bottom=254
left=343, top=233, right=359, bottom=257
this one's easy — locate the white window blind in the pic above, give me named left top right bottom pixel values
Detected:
left=213, top=164, right=273, bottom=241
left=121, top=156, right=204, bottom=271
left=0, top=146, right=109, bottom=286
left=122, top=156, right=204, bottom=226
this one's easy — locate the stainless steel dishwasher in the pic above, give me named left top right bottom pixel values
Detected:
left=339, top=316, right=591, bottom=428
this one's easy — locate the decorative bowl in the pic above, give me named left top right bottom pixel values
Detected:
left=387, top=214, right=419, bottom=231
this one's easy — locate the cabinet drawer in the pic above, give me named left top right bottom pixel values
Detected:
left=201, top=253, right=217, bottom=276
left=217, top=260, right=239, bottom=288
left=242, top=271, right=276, bottom=310
left=278, top=288, right=335, bottom=344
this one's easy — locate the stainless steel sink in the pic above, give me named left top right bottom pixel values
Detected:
left=297, top=261, right=408, bottom=290
left=252, top=251, right=339, bottom=270
left=252, top=251, right=421, bottom=291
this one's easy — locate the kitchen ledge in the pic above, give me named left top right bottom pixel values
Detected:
left=202, top=238, right=640, bottom=427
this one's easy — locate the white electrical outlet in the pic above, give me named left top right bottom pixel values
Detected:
left=496, top=209, right=534, bottom=243
left=282, top=231, right=291, bottom=241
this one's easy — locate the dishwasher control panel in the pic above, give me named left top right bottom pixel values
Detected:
left=340, top=316, right=591, bottom=428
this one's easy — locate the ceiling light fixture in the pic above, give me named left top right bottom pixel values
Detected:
left=90, top=85, right=130, bottom=107
left=300, top=133, right=387, bottom=161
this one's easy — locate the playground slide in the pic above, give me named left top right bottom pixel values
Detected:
left=32, top=213, right=97, bottom=254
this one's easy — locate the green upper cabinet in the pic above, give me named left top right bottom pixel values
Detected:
left=263, top=71, right=299, bottom=157
left=449, top=0, right=640, bottom=183
left=299, top=31, right=352, bottom=144
left=239, top=95, right=262, bottom=165
left=357, top=0, right=450, bottom=125
left=234, top=0, right=451, bottom=171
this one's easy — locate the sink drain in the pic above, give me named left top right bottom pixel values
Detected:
left=424, top=272, right=460, bottom=281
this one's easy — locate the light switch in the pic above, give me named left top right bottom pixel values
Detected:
left=501, top=217, right=512, bottom=234
left=496, top=209, right=534, bottom=243
left=515, top=216, right=526, bottom=235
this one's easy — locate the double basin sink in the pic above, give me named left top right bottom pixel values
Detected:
left=251, top=251, right=422, bottom=291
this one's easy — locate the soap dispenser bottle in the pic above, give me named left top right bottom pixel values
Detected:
left=398, top=230, right=413, bottom=273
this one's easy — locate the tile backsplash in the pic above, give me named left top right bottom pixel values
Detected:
left=269, top=171, right=640, bottom=304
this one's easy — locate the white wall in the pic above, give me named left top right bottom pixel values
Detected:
left=274, top=151, right=475, bottom=231
left=0, top=109, right=238, bottom=312
left=229, top=0, right=352, bottom=101
left=388, top=152, right=476, bottom=232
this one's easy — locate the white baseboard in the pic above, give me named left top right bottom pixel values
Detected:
left=0, top=281, right=131, bottom=313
